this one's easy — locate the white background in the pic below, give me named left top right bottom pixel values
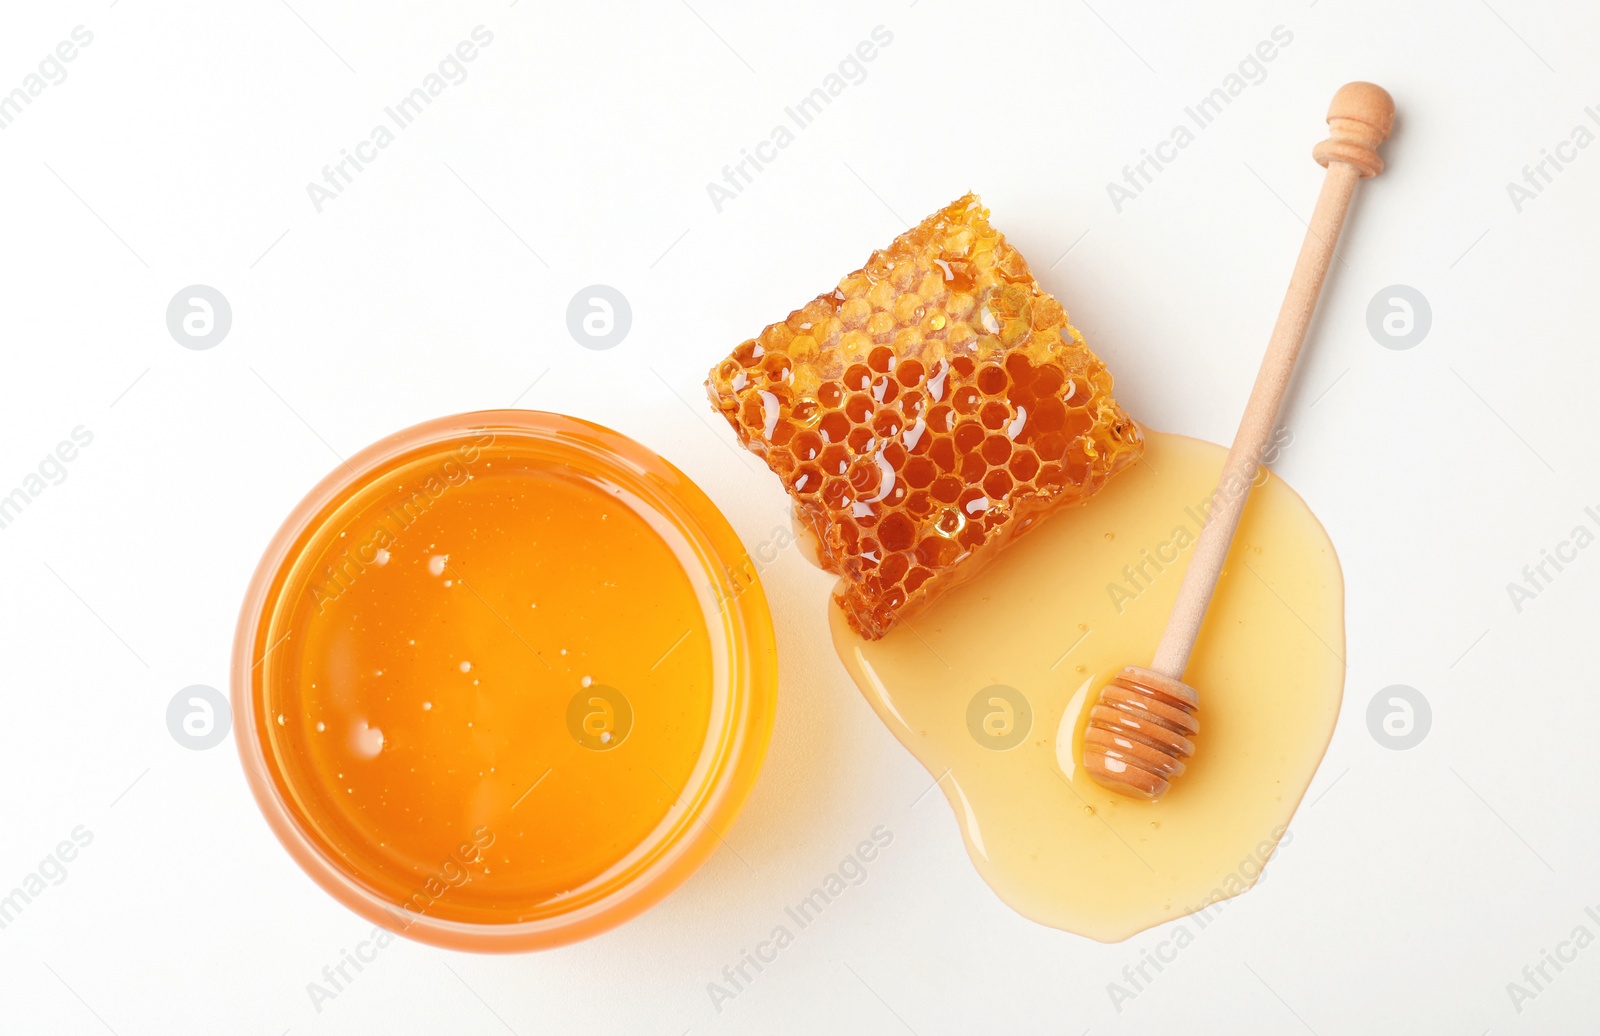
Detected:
left=1, top=0, right=1597, bottom=1032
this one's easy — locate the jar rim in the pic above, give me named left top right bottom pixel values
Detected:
left=231, top=410, right=776, bottom=952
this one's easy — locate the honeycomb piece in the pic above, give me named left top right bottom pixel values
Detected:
left=706, top=193, right=1143, bottom=639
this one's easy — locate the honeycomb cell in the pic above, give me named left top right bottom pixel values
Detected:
left=890, top=262, right=917, bottom=293
left=879, top=552, right=910, bottom=585
left=893, top=328, right=924, bottom=355
left=706, top=193, right=1143, bottom=639
left=957, top=487, right=989, bottom=516
left=1033, top=365, right=1065, bottom=398
left=917, top=536, right=960, bottom=568
left=762, top=353, right=792, bottom=381
left=1004, top=352, right=1034, bottom=385
left=899, top=395, right=927, bottom=430
left=952, top=421, right=985, bottom=454
left=904, top=456, right=938, bottom=489
left=1009, top=449, right=1041, bottom=482
left=1064, top=407, right=1094, bottom=438
left=792, top=464, right=822, bottom=495
left=792, top=399, right=822, bottom=428
left=836, top=516, right=860, bottom=551
left=848, top=458, right=882, bottom=496
left=819, top=411, right=850, bottom=443
left=979, top=401, right=1011, bottom=431
left=931, top=474, right=963, bottom=504
left=933, top=506, right=965, bottom=538
left=793, top=430, right=823, bottom=462
left=1033, top=398, right=1066, bottom=434
left=879, top=512, right=916, bottom=553
left=981, top=434, right=1012, bottom=466
left=845, top=394, right=875, bottom=423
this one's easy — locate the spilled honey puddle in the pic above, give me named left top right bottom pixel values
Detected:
left=831, top=431, right=1344, bottom=941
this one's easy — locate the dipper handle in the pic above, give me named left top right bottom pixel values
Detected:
left=1313, top=81, right=1396, bottom=177
left=1148, top=83, right=1394, bottom=679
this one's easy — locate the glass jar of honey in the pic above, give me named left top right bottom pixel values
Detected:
left=232, top=410, right=776, bottom=951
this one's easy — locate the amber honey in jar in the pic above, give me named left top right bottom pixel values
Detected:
left=233, top=411, right=776, bottom=951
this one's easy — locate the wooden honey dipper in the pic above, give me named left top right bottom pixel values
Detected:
left=1083, top=82, right=1395, bottom=800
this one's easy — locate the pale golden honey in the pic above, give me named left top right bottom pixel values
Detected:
left=832, top=431, right=1344, bottom=941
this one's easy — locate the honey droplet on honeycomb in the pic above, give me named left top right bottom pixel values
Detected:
left=707, top=193, right=1143, bottom=639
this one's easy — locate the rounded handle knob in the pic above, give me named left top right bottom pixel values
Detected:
left=1312, top=81, right=1395, bottom=177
